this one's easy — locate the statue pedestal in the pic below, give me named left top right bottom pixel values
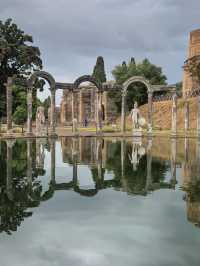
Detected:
left=132, top=128, right=142, bottom=137
left=36, top=126, right=48, bottom=137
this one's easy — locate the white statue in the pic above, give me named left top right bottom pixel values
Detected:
left=130, top=102, right=140, bottom=129
left=130, top=101, right=146, bottom=136
left=36, top=106, right=46, bottom=136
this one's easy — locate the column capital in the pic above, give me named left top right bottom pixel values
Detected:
left=148, top=91, right=153, bottom=97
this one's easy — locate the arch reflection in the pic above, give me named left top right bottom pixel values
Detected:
left=0, top=136, right=200, bottom=234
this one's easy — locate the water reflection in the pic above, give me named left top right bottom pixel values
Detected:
left=182, top=138, right=200, bottom=227
left=0, top=136, right=200, bottom=234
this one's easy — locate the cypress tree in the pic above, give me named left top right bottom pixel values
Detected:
left=92, top=56, right=106, bottom=84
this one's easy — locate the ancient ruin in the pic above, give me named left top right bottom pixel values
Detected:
left=60, top=84, right=117, bottom=126
left=183, top=29, right=200, bottom=97
left=4, top=29, right=200, bottom=138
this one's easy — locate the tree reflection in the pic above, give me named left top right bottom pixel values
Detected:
left=0, top=136, right=181, bottom=234
left=0, top=139, right=44, bottom=234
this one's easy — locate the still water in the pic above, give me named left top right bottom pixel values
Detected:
left=0, top=137, right=200, bottom=266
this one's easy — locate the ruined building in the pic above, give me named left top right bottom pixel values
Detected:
left=183, top=29, right=200, bottom=97
left=60, top=84, right=118, bottom=125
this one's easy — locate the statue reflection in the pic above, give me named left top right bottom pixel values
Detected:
left=36, top=139, right=45, bottom=170
left=128, top=138, right=145, bottom=171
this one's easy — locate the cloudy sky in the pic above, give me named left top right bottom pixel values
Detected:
left=0, top=0, right=199, bottom=87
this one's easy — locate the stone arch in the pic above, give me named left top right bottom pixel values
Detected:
left=26, top=70, right=56, bottom=137
left=73, top=75, right=102, bottom=91
left=72, top=75, right=102, bottom=132
left=121, top=76, right=153, bottom=133
left=28, top=70, right=56, bottom=90
left=122, top=76, right=152, bottom=94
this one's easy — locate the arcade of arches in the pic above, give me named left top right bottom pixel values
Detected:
left=5, top=73, right=178, bottom=136
left=4, top=28, right=200, bottom=137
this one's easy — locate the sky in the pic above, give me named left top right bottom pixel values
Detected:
left=0, top=0, right=200, bottom=102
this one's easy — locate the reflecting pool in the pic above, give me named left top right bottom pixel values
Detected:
left=0, top=137, right=200, bottom=265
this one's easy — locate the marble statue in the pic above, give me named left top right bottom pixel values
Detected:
left=36, top=106, right=46, bottom=136
left=130, top=101, right=146, bottom=137
left=130, top=101, right=140, bottom=129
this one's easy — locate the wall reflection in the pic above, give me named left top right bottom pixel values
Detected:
left=182, top=138, right=200, bottom=227
left=0, top=136, right=200, bottom=234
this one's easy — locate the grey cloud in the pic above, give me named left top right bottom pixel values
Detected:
left=0, top=0, right=200, bottom=85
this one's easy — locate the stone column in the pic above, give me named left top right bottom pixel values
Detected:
left=79, top=91, right=84, bottom=125
left=27, top=139, right=33, bottom=187
left=184, top=99, right=189, bottom=134
left=103, top=91, right=108, bottom=124
left=170, top=137, right=177, bottom=188
left=171, top=92, right=177, bottom=136
left=50, top=139, right=56, bottom=185
left=146, top=137, right=152, bottom=191
left=50, top=89, right=56, bottom=136
left=197, top=96, right=200, bottom=137
left=96, top=91, right=102, bottom=133
left=6, top=140, right=15, bottom=201
left=147, top=92, right=153, bottom=134
left=6, top=77, right=13, bottom=133
left=100, top=92, right=103, bottom=130
left=91, top=90, right=95, bottom=124
left=27, top=88, right=33, bottom=136
left=71, top=91, right=75, bottom=133
left=121, top=91, right=126, bottom=133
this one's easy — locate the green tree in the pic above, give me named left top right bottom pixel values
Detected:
left=92, top=56, right=106, bottom=84
left=110, top=58, right=167, bottom=112
left=13, top=106, right=27, bottom=132
left=0, top=18, right=42, bottom=118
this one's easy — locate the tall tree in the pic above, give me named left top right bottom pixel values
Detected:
left=0, top=18, right=42, bottom=118
left=92, top=56, right=106, bottom=84
left=110, top=58, right=167, bottom=112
